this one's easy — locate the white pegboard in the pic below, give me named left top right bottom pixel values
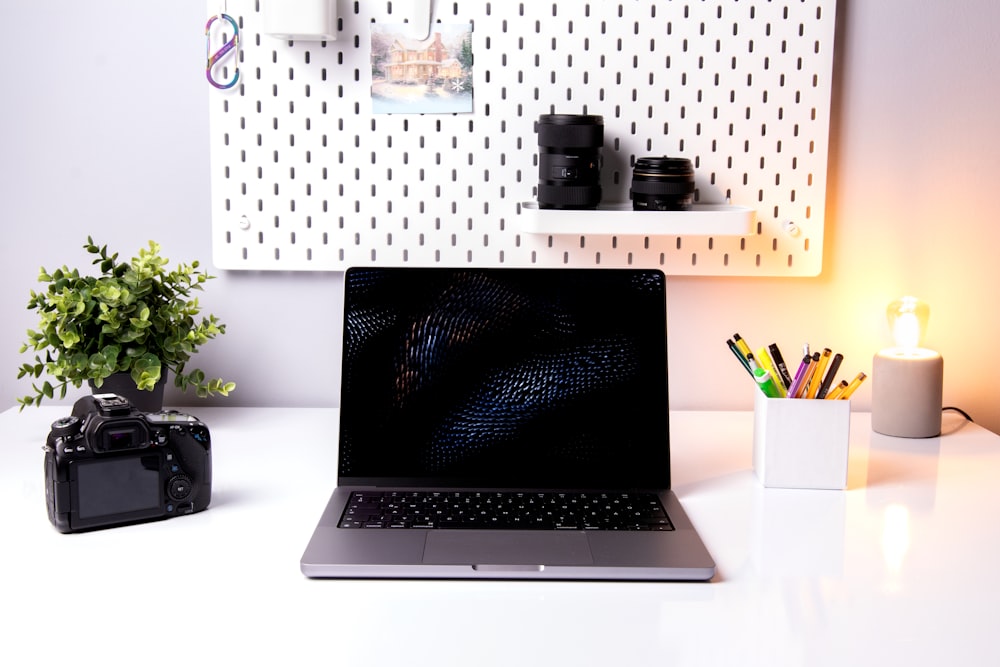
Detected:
left=208, top=0, right=836, bottom=275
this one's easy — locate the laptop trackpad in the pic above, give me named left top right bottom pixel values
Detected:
left=423, top=531, right=593, bottom=567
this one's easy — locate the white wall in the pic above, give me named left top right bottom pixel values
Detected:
left=1, top=1, right=339, bottom=409
left=3, top=1, right=999, bottom=434
left=666, top=0, right=1000, bottom=434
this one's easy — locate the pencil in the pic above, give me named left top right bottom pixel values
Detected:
left=839, top=372, right=867, bottom=400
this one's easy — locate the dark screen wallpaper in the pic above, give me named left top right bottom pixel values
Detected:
left=337, top=267, right=671, bottom=489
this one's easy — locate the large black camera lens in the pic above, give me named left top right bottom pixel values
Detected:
left=536, top=114, right=604, bottom=210
left=630, top=157, right=695, bottom=211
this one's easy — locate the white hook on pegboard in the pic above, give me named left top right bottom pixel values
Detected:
left=400, top=0, right=433, bottom=40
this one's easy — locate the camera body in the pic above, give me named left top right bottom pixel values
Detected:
left=44, top=394, right=212, bottom=533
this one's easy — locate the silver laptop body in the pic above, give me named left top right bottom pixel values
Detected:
left=300, top=267, right=715, bottom=581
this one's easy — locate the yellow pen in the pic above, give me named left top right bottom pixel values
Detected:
left=733, top=333, right=752, bottom=363
left=825, top=380, right=848, bottom=400
left=806, top=348, right=832, bottom=399
left=839, top=372, right=868, bottom=400
left=755, top=346, right=786, bottom=397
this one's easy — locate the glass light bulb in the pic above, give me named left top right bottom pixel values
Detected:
left=886, top=296, right=929, bottom=350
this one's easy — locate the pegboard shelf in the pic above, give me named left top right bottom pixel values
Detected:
left=208, top=0, right=837, bottom=276
left=519, top=202, right=755, bottom=237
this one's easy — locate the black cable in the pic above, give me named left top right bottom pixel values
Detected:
left=942, top=406, right=974, bottom=423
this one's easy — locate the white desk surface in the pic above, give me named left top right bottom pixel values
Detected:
left=1, top=405, right=997, bottom=667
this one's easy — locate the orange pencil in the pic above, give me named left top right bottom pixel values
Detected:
left=806, top=348, right=832, bottom=399
left=839, top=372, right=868, bottom=400
left=825, top=380, right=849, bottom=400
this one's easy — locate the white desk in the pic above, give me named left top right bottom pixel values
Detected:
left=1, top=406, right=997, bottom=667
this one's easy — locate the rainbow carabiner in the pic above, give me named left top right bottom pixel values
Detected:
left=206, top=13, right=240, bottom=90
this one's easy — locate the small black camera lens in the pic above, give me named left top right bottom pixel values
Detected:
left=630, top=156, right=695, bottom=211
left=536, top=114, right=604, bottom=210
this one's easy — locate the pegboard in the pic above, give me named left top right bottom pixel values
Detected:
left=207, top=0, right=836, bottom=275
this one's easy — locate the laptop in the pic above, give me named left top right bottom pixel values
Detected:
left=300, top=266, right=716, bottom=580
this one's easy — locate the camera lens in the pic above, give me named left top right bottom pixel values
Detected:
left=536, top=114, right=604, bottom=210
left=630, top=157, right=695, bottom=211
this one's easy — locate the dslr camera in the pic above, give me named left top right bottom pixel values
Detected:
left=44, top=394, right=212, bottom=533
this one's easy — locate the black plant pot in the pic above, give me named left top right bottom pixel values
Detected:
left=89, top=372, right=167, bottom=412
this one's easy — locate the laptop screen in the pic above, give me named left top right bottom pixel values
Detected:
left=337, top=267, right=671, bottom=490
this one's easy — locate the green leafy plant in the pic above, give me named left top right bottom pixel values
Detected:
left=17, top=237, right=235, bottom=409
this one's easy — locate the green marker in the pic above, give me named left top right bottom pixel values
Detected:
left=753, top=367, right=783, bottom=399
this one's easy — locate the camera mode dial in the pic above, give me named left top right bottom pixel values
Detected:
left=49, top=416, right=81, bottom=439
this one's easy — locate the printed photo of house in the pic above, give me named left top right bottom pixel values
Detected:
left=371, top=24, right=473, bottom=114
left=386, top=32, right=464, bottom=83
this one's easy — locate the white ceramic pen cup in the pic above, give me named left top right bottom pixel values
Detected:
left=752, top=392, right=851, bottom=490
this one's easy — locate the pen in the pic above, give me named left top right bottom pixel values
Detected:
left=733, top=334, right=753, bottom=363
left=767, top=343, right=793, bottom=389
left=756, top=346, right=787, bottom=397
left=806, top=348, right=832, bottom=399
left=753, top=367, right=783, bottom=398
left=726, top=339, right=753, bottom=376
left=839, top=372, right=868, bottom=400
left=786, top=354, right=813, bottom=399
left=825, top=380, right=848, bottom=400
left=815, top=352, right=844, bottom=399
left=791, top=352, right=820, bottom=399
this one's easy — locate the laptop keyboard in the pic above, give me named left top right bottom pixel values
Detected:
left=338, top=491, right=675, bottom=531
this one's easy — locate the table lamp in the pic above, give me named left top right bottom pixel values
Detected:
left=871, top=296, right=943, bottom=437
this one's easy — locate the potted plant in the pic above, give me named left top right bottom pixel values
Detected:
left=17, top=237, right=235, bottom=411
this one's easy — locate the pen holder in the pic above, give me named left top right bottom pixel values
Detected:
left=752, top=392, right=851, bottom=490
